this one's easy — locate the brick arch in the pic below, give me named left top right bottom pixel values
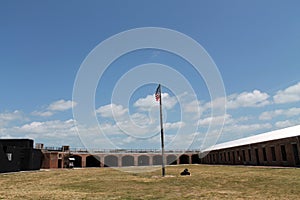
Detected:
left=192, top=154, right=200, bottom=164
left=138, top=155, right=149, bottom=166
left=86, top=155, right=101, bottom=167
left=153, top=155, right=162, bottom=165
left=104, top=155, right=118, bottom=167
left=122, top=155, right=134, bottom=167
left=73, top=155, right=82, bottom=167
left=167, top=155, right=177, bottom=165
left=179, top=154, right=189, bottom=164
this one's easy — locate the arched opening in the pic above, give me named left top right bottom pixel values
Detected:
left=104, top=155, right=118, bottom=167
left=179, top=154, right=189, bottom=164
left=138, top=155, right=149, bottom=166
left=86, top=155, right=100, bottom=167
left=192, top=154, right=200, bottom=164
left=73, top=155, right=82, bottom=167
left=167, top=155, right=177, bottom=165
left=153, top=155, right=162, bottom=165
left=122, top=156, right=134, bottom=167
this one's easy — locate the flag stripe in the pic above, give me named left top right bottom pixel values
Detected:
left=155, top=84, right=161, bottom=101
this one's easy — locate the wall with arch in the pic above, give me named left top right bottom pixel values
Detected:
left=42, top=152, right=201, bottom=168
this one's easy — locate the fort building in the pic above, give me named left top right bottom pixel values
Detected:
left=0, top=139, right=43, bottom=173
left=200, top=125, right=300, bottom=167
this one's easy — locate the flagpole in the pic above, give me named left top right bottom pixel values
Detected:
left=158, top=84, right=166, bottom=177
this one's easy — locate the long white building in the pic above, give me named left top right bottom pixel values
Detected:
left=201, top=125, right=300, bottom=167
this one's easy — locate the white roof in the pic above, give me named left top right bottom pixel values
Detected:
left=203, top=125, right=300, bottom=152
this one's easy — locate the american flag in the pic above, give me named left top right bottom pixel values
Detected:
left=155, top=84, right=161, bottom=101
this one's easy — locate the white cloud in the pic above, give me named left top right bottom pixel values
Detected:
left=84, top=122, right=124, bottom=137
left=5, top=86, right=300, bottom=149
left=134, top=93, right=177, bottom=111
left=182, top=100, right=204, bottom=114
left=31, top=99, right=76, bottom=117
left=96, top=119, right=160, bottom=141
left=96, top=104, right=128, bottom=118
left=0, top=110, right=23, bottom=121
left=165, top=131, right=201, bottom=150
left=164, top=121, right=185, bottom=130
left=0, top=110, right=25, bottom=126
left=203, top=90, right=270, bottom=112
left=204, top=97, right=226, bottom=111
left=223, top=123, right=272, bottom=133
left=0, top=119, right=82, bottom=146
left=259, top=110, right=283, bottom=120
left=19, top=119, right=76, bottom=135
left=31, top=111, right=54, bottom=117
left=227, top=90, right=270, bottom=109
left=273, top=82, right=300, bottom=104
left=48, top=99, right=76, bottom=111
left=259, top=107, right=300, bottom=120
left=133, top=95, right=154, bottom=110
left=198, top=114, right=232, bottom=126
left=130, top=112, right=155, bottom=127
left=275, top=119, right=300, bottom=128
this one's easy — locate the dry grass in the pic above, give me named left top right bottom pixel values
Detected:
left=0, top=165, right=299, bottom=199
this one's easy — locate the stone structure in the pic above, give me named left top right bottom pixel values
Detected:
left=41, top=148, right=201, bottom=169
left=42, top=125, right=300, bottom=169
left=0, top=139, right=43, bottom=173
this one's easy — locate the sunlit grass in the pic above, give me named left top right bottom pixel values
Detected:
left=0, top=165, right=299, bottom=199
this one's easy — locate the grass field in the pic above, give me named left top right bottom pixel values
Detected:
left=0, top=165, right=299, bottom=199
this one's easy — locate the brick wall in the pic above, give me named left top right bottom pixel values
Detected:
left=201, top=136, right=300, bottom=167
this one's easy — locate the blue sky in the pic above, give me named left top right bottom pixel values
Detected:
left=1, top=1, right=300, bottom=150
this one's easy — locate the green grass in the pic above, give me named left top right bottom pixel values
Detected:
left=0, top=165, right=299, bottom=199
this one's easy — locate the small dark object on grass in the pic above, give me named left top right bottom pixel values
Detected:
left=180, top=168, right=190, bottom=176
